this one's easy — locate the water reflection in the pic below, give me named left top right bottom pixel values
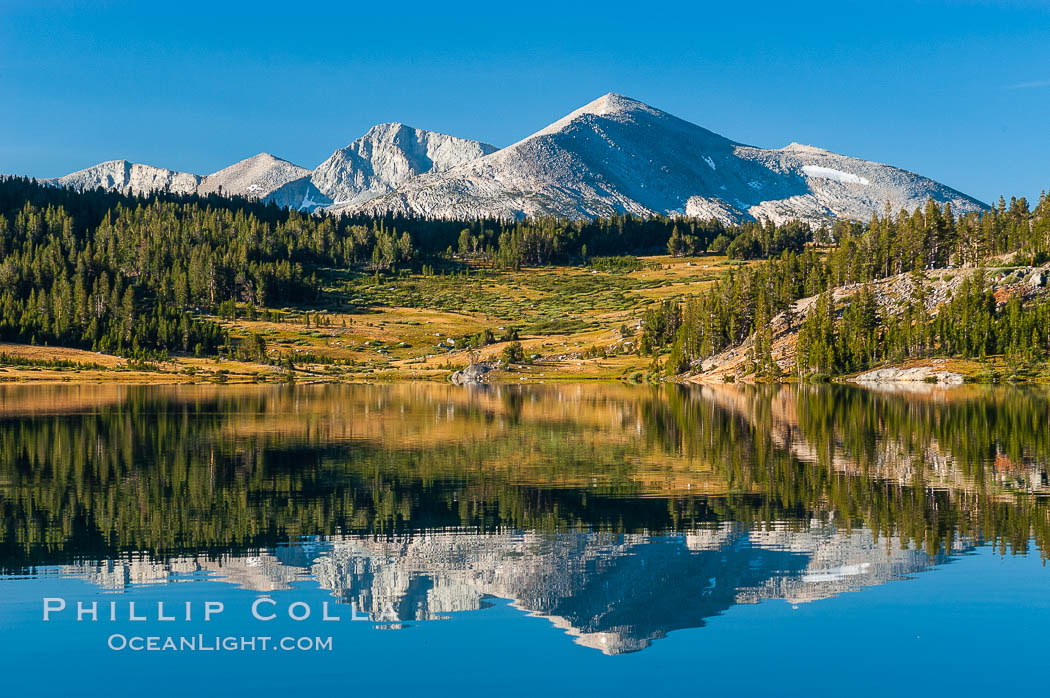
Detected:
left=1, top=382, right=1048, bottom=654
left=58, top=524, right=964, bottom=654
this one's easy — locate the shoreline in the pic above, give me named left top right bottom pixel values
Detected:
left=4, top=343, right=1047, bottom=388
left=4, top=368, right=1049, bottom=386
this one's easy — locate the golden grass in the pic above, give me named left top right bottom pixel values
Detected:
left=0, top=342, right=123, bottom=367
left=0, top=254, right=734, bottom=384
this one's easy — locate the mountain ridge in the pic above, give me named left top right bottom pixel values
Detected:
left=346, top=93, right=986, bottom=224
left=46, top=123, right=498, bottom=211
left=38, top=93, right=986, bottom=224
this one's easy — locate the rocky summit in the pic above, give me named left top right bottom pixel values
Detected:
left=306, top=122, right=498, bottom=208
left=40, top=93, right=986, bottom=224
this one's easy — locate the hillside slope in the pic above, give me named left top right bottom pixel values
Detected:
left=688, top=265, right=1050, bottom=383
left=196, top=153, right=311, bottom=203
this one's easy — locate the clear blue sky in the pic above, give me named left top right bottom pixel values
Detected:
left=2, top=0, right=1048, bottom=204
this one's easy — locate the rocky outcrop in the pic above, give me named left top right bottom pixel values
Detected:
left=852, top=366, right=964, bottom=384
left=687, top=265, right=1050, bottom=383
left=449, top=361, right=497, bottom=384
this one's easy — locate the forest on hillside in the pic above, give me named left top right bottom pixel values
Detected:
left=1, top=176, right=1048, bottom=375
left=0, top=177, right=809, bottom=360
left=642, top=192, right=1050, bottom=378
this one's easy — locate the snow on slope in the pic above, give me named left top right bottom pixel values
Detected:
left=345, top=93, right=986, bottom=224
left=801, top=165, right=870, bottom=185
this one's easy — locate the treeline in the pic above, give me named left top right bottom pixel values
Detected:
left=464, top=216, right=724, bottom=268
left=643, top=193, right=1050, bottom=376
left=478, top=216, right=816, bottom=269
left=669, top=219, right=817, bottom=259
left=0, top=176, right=824, bottom=359
left=795, top=273, right=1050, bottom=377
left=0, top=178, right=424, bottom=357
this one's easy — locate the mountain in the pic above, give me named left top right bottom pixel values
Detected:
left=52, top=160, right=202, bottom=196
left=50, top=153, right=310, bottom=203
left=46, top=124, right=497, bottom=211
left=196, top=152, right=311, bottom=202
left=346, top=93, right=986, bottom=224
left=306, top=122, right=498, bottom=208
left=41, top=94, right=985, bottom=224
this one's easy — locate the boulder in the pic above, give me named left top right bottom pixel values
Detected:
left=450, top=361, right=498, bottom=385
left=851, top=366, right=964, bottom=385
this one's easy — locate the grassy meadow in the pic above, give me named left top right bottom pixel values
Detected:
left=0, top=255, right=746, bottom=384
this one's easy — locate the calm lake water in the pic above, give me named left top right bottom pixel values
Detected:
left=1, top=382, right=1048, bottom=695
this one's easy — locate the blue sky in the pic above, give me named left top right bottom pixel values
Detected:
left=1, top=0, right=1048, bottom=204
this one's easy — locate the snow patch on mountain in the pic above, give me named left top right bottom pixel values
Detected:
left=802, top=165, right=871, bottom=186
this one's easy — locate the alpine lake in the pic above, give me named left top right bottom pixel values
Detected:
left=1, top=381, right=1048, bottom=695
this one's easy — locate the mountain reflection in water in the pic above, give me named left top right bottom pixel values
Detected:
left=1, top=382, right=1048, bottom=654
left=59, top=525, right=962, bottom=654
